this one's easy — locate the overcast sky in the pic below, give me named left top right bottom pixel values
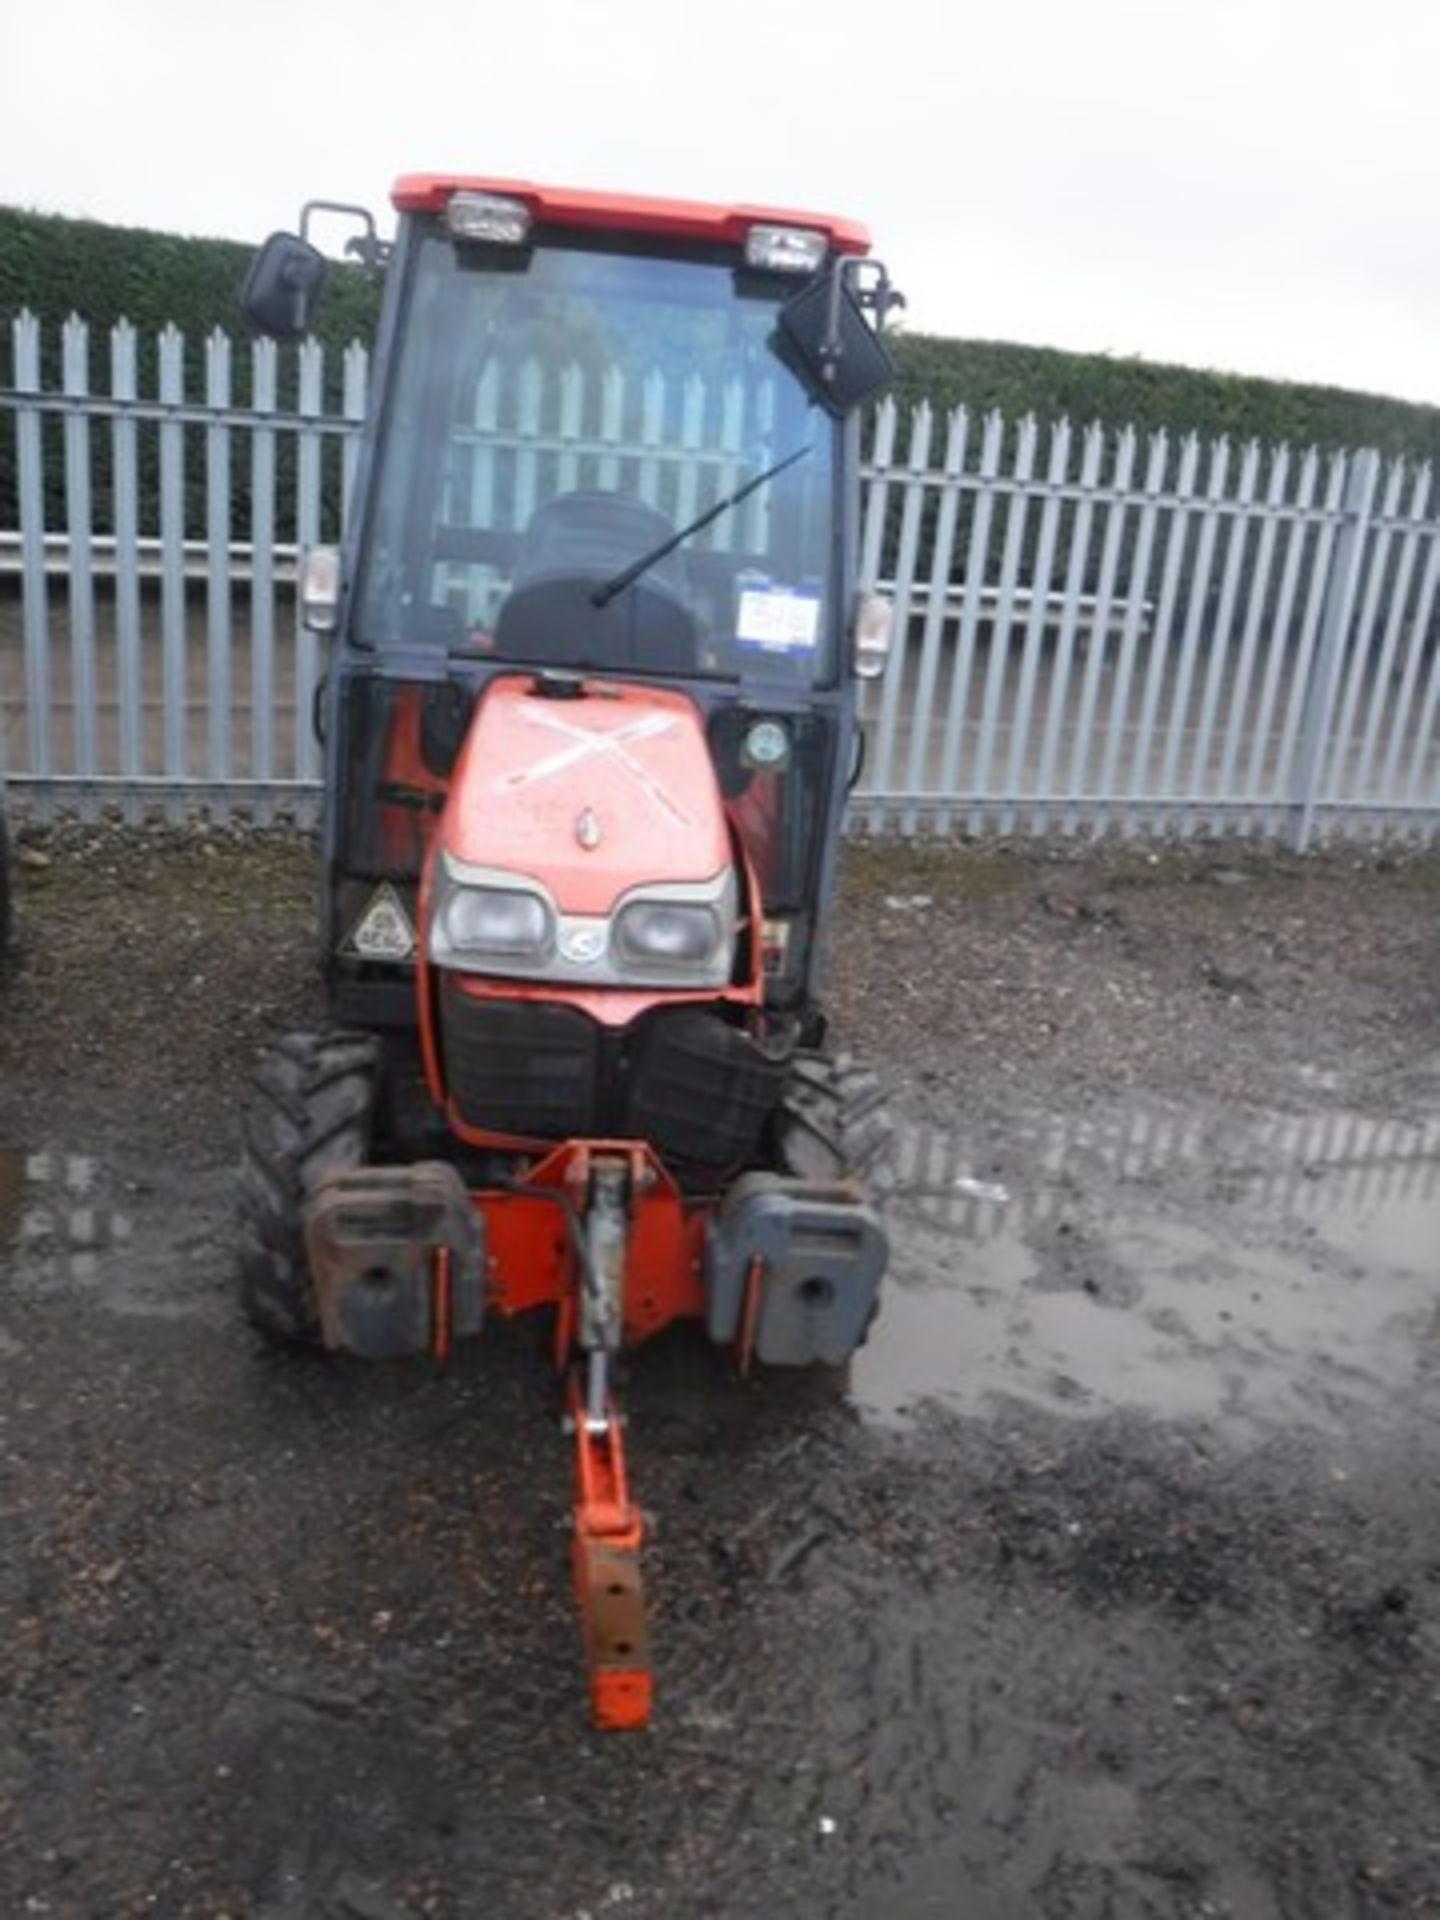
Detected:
left=5, top=0, right=1439, bottom=405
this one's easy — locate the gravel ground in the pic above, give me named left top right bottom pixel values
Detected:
left=2, top=824, right=1439, bottom=1919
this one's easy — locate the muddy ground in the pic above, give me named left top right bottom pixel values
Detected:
left=2, top=825, right=1439, bottom=1919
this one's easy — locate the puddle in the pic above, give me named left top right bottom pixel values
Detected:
left=1300, top=1185, right=1437, bottom=1272
left=2, top=1110, right=1435, bottom=1423
left=858, top=1105, right=1440, bottom=1435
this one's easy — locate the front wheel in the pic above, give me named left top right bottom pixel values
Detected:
left=770, top=1049, right=893, bottom=1362
left=774, top=1050, right=892, bottom=1185
left=236, top=1029, right=381, bottom=1344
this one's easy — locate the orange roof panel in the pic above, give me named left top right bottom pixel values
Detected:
left=390, top=174, right=870, bottom=254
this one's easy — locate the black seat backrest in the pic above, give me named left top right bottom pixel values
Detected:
left=495, top=489, right=701, bottom=673
left=512, top=490, right=687, bottom=595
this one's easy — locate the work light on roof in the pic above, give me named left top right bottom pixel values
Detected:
left=744, top=224, right=828, bottom=274
left=446, top=191, right=532, bottom=245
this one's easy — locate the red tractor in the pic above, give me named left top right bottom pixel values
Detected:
left=239, top=177, right=901, bottom=1727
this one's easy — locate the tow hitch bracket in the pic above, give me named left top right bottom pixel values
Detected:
left=569, top=1377, right=650, bottom=1729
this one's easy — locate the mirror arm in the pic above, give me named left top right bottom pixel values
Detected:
left=816, top=256, right=907, bottom=391
left=299, top=200, right=391, bottom=273
left=818, top=258, right=851, bottom=390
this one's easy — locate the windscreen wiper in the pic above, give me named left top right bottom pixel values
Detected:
left=590, top=444, right=812, bottom=609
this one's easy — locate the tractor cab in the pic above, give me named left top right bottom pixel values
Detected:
left=248, top=180, right=898, bottom=1038
left=239, top=177, right=901, bottom=1728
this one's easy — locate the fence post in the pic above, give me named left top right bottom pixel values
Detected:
left=158, top=324, right=188, bottom=821
left=62, top=316, right=98, bottom=812
left=14, top=311, right=53, bottom=813
left=1291, top=447, right=1381, bottom=851
left=293, top=336, right=324, bottom=793
left=250, top=336, right=277, bottom=821
left=867, top=402, right=932, bottom=835
left=111, top=321, right=143, bottom=822
left=206, top=328, right=233, bottom=799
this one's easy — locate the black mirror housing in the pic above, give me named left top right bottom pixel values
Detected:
left=776, top=270, right=895, bottom=418
left=241, top=232, right=328, bottom=340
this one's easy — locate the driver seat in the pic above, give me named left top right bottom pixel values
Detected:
left=495, top=490, right=700, bottom=672
left=512, top=489, right=689, bottom=596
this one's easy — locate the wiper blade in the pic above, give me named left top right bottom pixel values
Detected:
left=590, top=444, right=812, bottom=610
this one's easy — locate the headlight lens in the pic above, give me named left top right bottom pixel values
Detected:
left=616, top=901, right=721, bottom=967
left=440, top=886, right=551, bottom=959
left=428, top=860, right=734, bottom=984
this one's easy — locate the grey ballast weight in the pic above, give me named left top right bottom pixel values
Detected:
left=303, top=1162, right=485, bottom=1358
left=705, top=1174, right=887, bottom=1366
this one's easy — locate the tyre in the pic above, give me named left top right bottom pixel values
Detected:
left=774, top=1050, right=893, bottom=1185
left=755, top=1051, right=893, bottom=1374
left=237, top=1028, right=381, bottom=1344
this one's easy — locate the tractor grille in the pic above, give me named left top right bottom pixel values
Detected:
left=439, top=983, right=787, bottom=1167
left=441, top=983, right=599, bottom=1139
left=622, top=1008, right=788, bottom=1167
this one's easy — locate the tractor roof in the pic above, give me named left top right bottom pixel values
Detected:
left=390, top=175, right=871, bottom=255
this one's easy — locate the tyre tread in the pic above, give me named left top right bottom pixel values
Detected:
left=236, top=1028, right=380, bottom=1343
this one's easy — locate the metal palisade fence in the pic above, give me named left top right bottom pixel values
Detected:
left=0, top=313, right=364, bottom=824
left=2, top=309, right=1439, bottom=845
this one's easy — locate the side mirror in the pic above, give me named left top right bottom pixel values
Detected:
left=777, top=268, right=896, bottom=418
left=241, top=231, right=328, bottom=340
left=299, top=545, right=341, bottom=634
left=853, top=592, right=893, bottom=680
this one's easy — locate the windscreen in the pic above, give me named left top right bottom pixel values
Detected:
left=353, top=226, right=840, bottom=689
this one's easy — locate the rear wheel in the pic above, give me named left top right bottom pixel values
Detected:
left=775, top=1050, right=892, bottom=1185
left=237, top=1029, right=381, bottom=1344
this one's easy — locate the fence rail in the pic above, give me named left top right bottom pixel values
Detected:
left=2, top=309, right=1438, bottom=845
left=0, top=531, right=302, bottom=584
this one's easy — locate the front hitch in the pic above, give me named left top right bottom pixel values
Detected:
left=568, top=1151, right=652, bottom=1727
left=568, top=1374, right=650, bottom=1729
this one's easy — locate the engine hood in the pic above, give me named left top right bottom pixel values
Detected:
left=440, top=675, right=730, bottom=914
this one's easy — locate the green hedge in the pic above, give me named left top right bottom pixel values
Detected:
left=6, top=203, right=1440, bottom=459
left=0, top=204, right=381, bottom=385
left=887, top=331, right=1440, bottom=466
left=0, top=206, right=382, bottom=535
left=5, top=203, right=1440, bottom=540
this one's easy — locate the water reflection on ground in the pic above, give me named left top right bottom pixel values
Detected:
left=0, top=1147, right=133, bottom=1336
left=858, top=1103, right=1440, bottom=1432
left=3, top=1105, right=1436, bottom=1442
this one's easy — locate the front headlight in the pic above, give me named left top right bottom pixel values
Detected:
left=431, top=873, right=553, bottom=968
left=616, top=901, right=723, bottom=969
left=445, top=888, right=549, bottom=955
left=427, top=857, right=735, bottom=986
